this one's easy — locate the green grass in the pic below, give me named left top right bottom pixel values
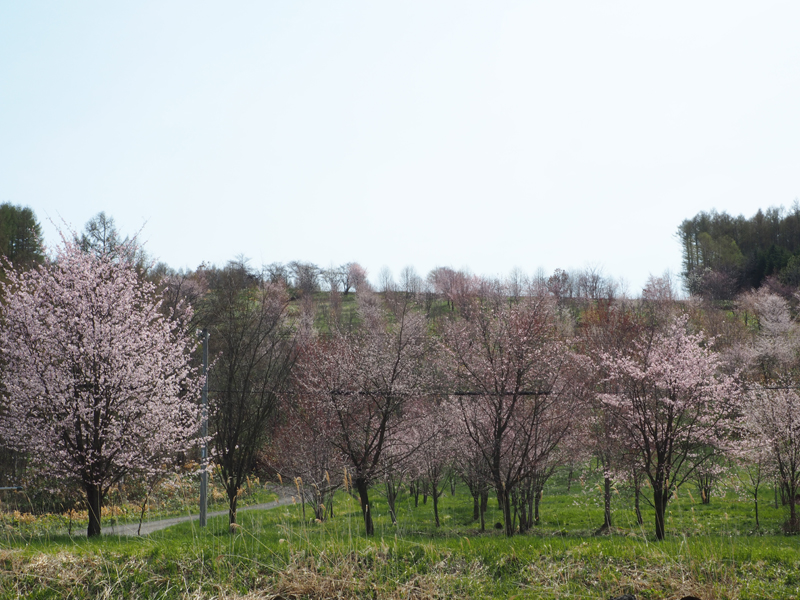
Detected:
left=0, top=471, right=277, bottom=540
left=0, top=469, right=799, bottom=599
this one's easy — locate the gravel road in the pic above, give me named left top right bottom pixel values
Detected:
left=100, top=487, right=297, bottom=536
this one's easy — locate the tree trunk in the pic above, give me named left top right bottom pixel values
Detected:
left=228, top=490, right=239, bottom=527
left=514, top=486, right=527, bottom=533
left=498, top=485, right=514, bottom=537
left=635, top=485, right=643, bottom=526
left=511, top=494, right=519, bottom=533
left=788, top=482, right=799, bottom=532
left=601, top=476, right=612, bottom=530
left=534, top=488, right=542, bottom=525
left=313, top=490, right=325, bottom=521
left=355, top=477, right=374, bottom=536
left=653, top=488, right=668, bottom=541
left=432, top=489, right=440, bottom=527
left=526, top=484, right=535, bottom=531
left=519, top=483, right=533, bottom=533
left=699, top=481, right=712, bottom=505
left=386, top=479, right=398, bottom=525
left=86, top=484, right=102, bottom=538
left=472, top=492, right=479, bottom=521
left=450, top=478, right=456, bottom=496
left=754, top=492, right=760, bottom=529
left=137, top=486, right=154, bottom=536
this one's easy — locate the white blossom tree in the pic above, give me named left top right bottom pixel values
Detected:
left=742, top=385, right=800, bottom=531
left=0, top=238, right=201, bottom=536
left=599, top=315, right=738, bottom=540
left=735, top=291, right=800, bottom=531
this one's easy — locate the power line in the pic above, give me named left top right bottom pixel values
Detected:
left=207, top=389, right=550, bottom=397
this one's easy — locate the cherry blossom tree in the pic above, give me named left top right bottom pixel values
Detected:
left=407, top=400, right=457, bottom=528
left=746, top=290, right=798, bottom=380
left=442, top=292, right=586, bottom=536
left=343, top=262, right=367, bottom=295
left=580, top=296, right=643, bottom=531
left=742, top=385, right=800, bottom=531
left=0, top=238, right=201, bottom=536
left=730, top=437, right=772, bottom=529
left=267, top=390, right=344, bottom=521
left=692, top=458, right=726, bottom=505
left=378, top=432, right=412, bottom=526
left=295, top=293, right=430, bottom=535
left=427, top=267, right=478, bottom=313
left=735, top=291, right=800, bottom=531
left=452, top=427, right=491, bottom=530
left=599, top=315, right=738, bottom=540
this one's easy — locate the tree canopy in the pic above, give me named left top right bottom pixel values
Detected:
left=0, top=202, right=44, bottom=272
left=0, top=236, right=201, bottom=536
left=678, top=204, right=800, bottom=297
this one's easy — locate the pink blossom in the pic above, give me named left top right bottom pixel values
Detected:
left=0, top=237, right=201, bottom=536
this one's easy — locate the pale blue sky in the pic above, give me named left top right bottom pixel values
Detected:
left=2, top=2, right=800, bottom=292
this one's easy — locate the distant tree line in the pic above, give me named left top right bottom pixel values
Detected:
left=678, top=204, right=800, bottom=300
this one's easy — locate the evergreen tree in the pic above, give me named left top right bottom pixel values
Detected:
left=0, top=203, right=44, bottom=271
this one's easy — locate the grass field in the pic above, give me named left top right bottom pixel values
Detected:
left=0, top=467, right=798, bottom=599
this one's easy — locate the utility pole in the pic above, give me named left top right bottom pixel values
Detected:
left=199, top=328, right=209, bottom=527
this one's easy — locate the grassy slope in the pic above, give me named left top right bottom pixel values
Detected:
left=1, top=468, right=799, bottom=599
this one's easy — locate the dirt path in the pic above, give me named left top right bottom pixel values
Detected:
left=102, top=487, right=296, bottom=536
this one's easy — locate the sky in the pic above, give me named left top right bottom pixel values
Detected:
left=2, top=2, right=800, bottom=293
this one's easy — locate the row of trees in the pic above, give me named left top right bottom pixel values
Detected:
left=269, top=276, right=800, bottom=540
left=2, top=207, right=799, bottom=542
